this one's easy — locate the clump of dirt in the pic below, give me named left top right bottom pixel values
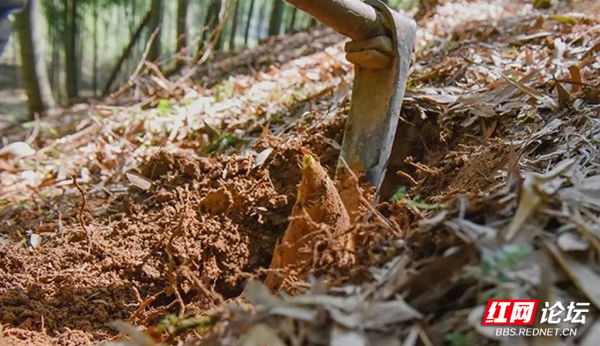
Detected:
left=413, top=137, right=511, bottom=201
left=0, top=150, right=290, bottom=342
left=0, top=239, right=138, bottom=342
left=124, top=151, right=294, bottom=298
left=447, top=138, right=509, bottom=191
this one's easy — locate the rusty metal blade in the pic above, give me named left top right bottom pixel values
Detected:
left=337, top=2, right=416, bottom=198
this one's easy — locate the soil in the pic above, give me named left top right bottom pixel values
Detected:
left=0, top=98, right=348, bottom=345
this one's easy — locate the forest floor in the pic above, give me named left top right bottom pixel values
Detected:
left=1, top=0, right=600, bottom=345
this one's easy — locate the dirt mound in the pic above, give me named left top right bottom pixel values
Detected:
left=0, top=150, right=296, bottom=343
left=0, top=100, right=348, bottom=345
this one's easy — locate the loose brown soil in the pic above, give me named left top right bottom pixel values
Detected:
left=0, top=98, right=349, bottom=345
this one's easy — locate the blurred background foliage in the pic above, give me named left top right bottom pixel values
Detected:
left=0, top=0, right=418, bottom=115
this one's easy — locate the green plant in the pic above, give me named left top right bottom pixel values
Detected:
left=480, top=244, right=533, bottom=282
left=208, top=132, right=240, bottom=153
left=157, top=99, right=171, bottom=116
left=444, top=332, right=467, bottom=346
left=214, top=79, right=235, bottom=102
left=391, top=186, right=439, bottom=212
left=152, top=314, right=214, bottom=341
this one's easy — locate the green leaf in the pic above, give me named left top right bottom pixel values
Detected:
left=391, top=186, right=439, bottom=212
left=391, top=186, right=407, bottom=202
left=480, top=245, right=533, bottom=282
left=533, top=0, right=552, bottom=9
left=208, top=133, right=240, bottom=153
left=444, top=332, right=467, bottom=346
left=548, top=14, right=580, bottom=25
left=157, top=99, right=171, bottom=116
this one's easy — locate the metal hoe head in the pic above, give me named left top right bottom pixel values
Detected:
left=283, top=0, right=416, bottom=200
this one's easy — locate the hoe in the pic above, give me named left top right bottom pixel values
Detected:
left=283, top=0, right=416, bottom=200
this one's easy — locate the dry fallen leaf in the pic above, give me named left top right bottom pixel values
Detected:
left=559, top=174, right=600, bottom=211
left=238, top=324, right=285, bottom=346
left=125, top=171, right=153, bottom=191
left=557, top=232, right=589, bottom=252
left=109, top=320, right=159, bottom=346
left=0, top=142, right=36, bottom=160
left=29, top=233, right=42, bottom=248
left=581, top=320, right=600, bottom=346
left=505, top=158, right=576, bottom=240
left=546, top=242, right=600, bottom=310
left=331, top=326, right=368, bottom=346
left=253, top=147, right=273, bottom=168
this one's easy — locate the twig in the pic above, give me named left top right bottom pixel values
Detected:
left=127, top=291, right=160, bottom=324
left=396, top=169, right=419, bottom=186
left=139, top=300, right=178, bottom=327
left=27, top=185, right=53, bottom=208
left=110, top=27, right=160, bottom=100
left=173, top=5, right=232, bottom=85
left=404, top=156, right=440, bottom=175
left=132, top=28, right=160, bottom=80
left=72, top=176, right=89, bottom=236
left=180, top=266, right=225, bottom=305
left=26, top=112, right=41, bottom=144
left=165, top=212, right=187, bottom=317
left=37, top=124, right=100, bottom=157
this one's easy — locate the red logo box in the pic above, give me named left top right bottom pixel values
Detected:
left=482, top=300, right=539, bottom=325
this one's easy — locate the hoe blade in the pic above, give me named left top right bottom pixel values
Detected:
left=339, top=3, right=416, bottom=199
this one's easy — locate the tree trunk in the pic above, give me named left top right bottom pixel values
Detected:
left=0, top=0, right=25, bottom=56
left=176, top=0, right=188, bottom=54
left=256, top=0, right=267, bottom=40
left=49, top=13, right=62, bottom=102
left=102, top=10, right=152, bottom=95
left=243, top=0, right=255, bottom=46
left=64, top=0, right=79, bottom=100
left=200, top=0, right=223, bottom=53
left=92, top=2, right=99, bottom=95
left=14, top=0, right=55, bottom=115
left=289, top=7, right=298, bottom=31
left=228, top=0, right=240, bottom=51
left=0, top=18, right=12, bottom=57
left=268, top=0, right=285, bottom=36
left=147, top=0, right=164, bottom=62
